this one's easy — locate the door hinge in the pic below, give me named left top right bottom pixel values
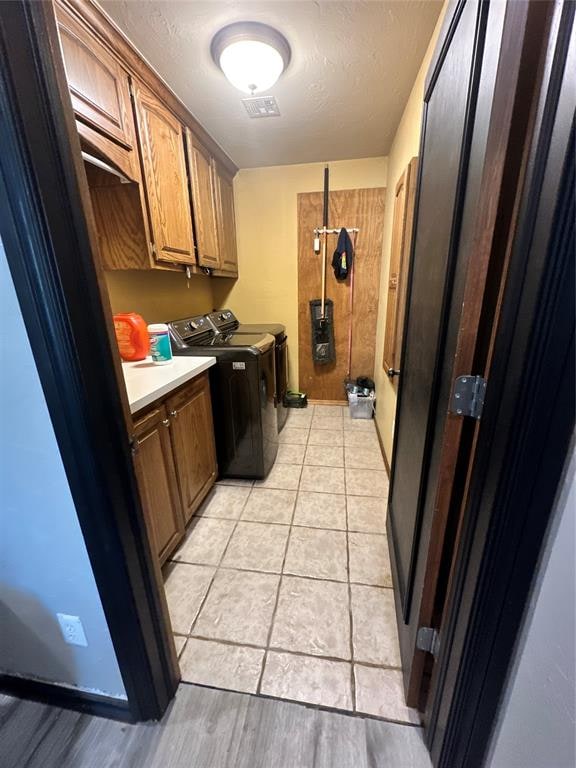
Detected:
left=416, top=626, right=440, bottom=656
left=449, top=375, right=487, bottom=419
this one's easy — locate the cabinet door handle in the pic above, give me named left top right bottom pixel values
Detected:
left=162, top=418, right=170, bottom=427
left=130, top=437, right=140, bottom=456
left=169, top=410, right=178, bottom=418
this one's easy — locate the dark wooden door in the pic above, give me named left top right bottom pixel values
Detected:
left=166, top=373, right=217, bottom=524
left=133, top=405, right=185, bottom=564
left=388, top=0, right=554, bottom=710
left=389, top=0, right=485, bottom=621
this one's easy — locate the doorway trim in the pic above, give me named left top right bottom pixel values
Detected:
left=0, top=0, right=178, bottom=721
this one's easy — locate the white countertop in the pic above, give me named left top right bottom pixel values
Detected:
left=122, top=356, right=216, bottom=414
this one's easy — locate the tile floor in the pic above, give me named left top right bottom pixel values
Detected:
left=163, top=404, right=419, bottom=725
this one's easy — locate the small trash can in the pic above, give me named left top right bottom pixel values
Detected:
left=347, top=389, right=375, bottom=419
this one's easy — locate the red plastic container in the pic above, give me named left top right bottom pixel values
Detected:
left=113, top=313, right=149, bottom=361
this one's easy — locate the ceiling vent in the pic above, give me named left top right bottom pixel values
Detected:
left=242, top=95, right=281, bottom=118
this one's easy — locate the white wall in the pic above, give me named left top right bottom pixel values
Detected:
left=487, top=440, right=576, bottom=768
left=0, top=239, right=126, bottom=699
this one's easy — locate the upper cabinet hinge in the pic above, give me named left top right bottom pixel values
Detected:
left=449, top=375, right=487, bottom=419
left=416, top=626, right=440, bottom=657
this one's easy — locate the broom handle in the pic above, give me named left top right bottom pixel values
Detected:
left=321, top=166, right=329, bottom=319
left=321, top=233, right=327, bottom=319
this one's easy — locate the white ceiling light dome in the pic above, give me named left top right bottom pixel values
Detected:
left=211, top=22, right=291, bottom=95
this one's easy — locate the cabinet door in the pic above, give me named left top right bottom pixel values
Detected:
left=166, top=373, right=217, bottom=524
left=133, top=82, right=196, bottom=264
left=215, top=166, right=239, bottom=275
left=186, top=131, right=220, bottom=268
left=56, top=5, right=135, bottom=151
left=133, top=405, right=185, bottom=564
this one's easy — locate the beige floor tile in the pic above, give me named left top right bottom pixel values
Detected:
left=344, top=430, right=380, bottom=449
left=344, top=445, right=385, bottom=471
left=179, top=638, right=264, bottom=694
left=172, top=518, right=235, bottom=566
left=270, top=576, right=350, bottom=659
left=193, top=569, right=279, bottom=646
left=279, top=427, right=310, bottom=445
left=348, top=532, right=392, bottom=587
left=300, top=465, right=346, bottom=494
left=343, top=416, right=377, bottom=432
left=293, top=491, right=347, bottom=530
left=347, top=496, right=387, bottom=533
left=304, top=444, right=345, bottom=467
left=163, top=562, right=215, bottom=634
left=221, top=522, right=289, bottom=573
left=276, top=443, right=306, bottom=465
left=312, top=415, right=344, bottom=431
left=308, top=428, right=345, bottom=447
left=254, top=463, right=302, bottom=490
left=173, top=635, right=187, bottom=657
left=354, top=666, right=420, bottom=724
left=241, top=488, right=296, bottom=524
left=345, top=468, right=389, bottom=498
left=284, top=527, right=348, bottom=581
left=261, top=651, right=352, bottom=710
left=285, top=409, right=313, bottom=427
left=351, top=585, right=401, bottom=666
left=314, top=405, right=345, bottom=417
left=196, top=485, right=251, bottom=520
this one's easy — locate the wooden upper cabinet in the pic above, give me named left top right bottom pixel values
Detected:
left=383, top=157, right=418, bottom=383
left=214, top=165, right=239, bottom=275
left=186, top=130, right=220, bottom=268
left=132, top=82, right=196, bottom=265
left=56, top=5, right=135, bottom=151
left=166, top=373, right=217, bottom=524
left=132, top=405, right=185, bottom=564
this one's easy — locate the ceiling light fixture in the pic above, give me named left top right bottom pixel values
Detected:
left=211, top=22, right=291, bottom=95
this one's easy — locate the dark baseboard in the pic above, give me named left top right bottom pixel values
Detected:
left=374, top=418, right=391, bottom=477
left=0, top=674, right=135, bottom=722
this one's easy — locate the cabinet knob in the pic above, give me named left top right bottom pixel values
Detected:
left=170, top=410, right=178, bottom=418
left=162, top=418, right=170, bottom=427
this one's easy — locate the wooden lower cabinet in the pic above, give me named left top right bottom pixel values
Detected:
left=133, top=405, right=184, bottom=564
left=166, top=373, right=217, bottom=524
left=132, top=372, right=217, bottom=562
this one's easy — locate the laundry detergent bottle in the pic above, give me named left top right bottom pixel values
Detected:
left=113, top=313, right=149, bottom=361
left=148, top=323, right=173, bottom=365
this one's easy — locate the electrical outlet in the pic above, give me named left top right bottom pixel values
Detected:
left=57, top=613, right=88, bottom=647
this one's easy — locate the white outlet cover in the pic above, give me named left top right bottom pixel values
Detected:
left=57, top=613, right=88, bottom=647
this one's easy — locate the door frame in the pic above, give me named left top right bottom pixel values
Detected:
left=0, top=0, right=178, bottom=721
left=423, top=1, right=575, bottom=764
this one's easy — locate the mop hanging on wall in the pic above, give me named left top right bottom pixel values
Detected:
left=310, top=166, right=336, bottom=364
left=310, top=165, right=360, bottom=365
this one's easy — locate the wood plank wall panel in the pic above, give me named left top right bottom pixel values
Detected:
left=298, top=188, right=386, bottom=402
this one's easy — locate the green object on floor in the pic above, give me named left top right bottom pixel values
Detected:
left=284, top=390, right=308, bottom=408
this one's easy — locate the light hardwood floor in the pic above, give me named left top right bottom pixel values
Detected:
left=0, top=684, right=432, bottom=768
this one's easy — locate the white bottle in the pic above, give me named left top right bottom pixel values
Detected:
left=148, top=323, right=173, bottom=365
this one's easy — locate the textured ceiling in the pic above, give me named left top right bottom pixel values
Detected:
left=99, top=1, right=442, bottom=168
